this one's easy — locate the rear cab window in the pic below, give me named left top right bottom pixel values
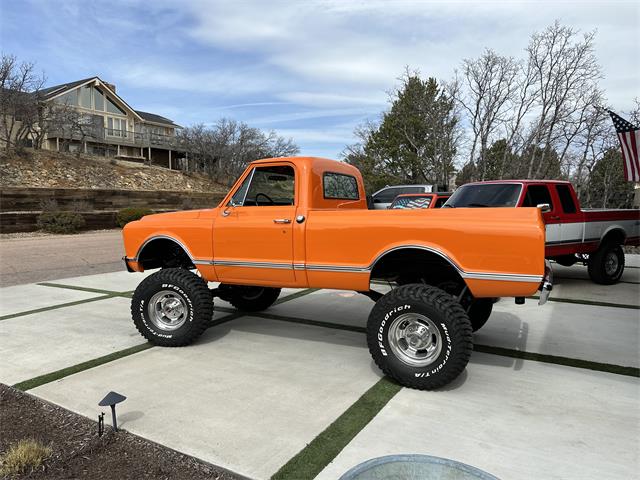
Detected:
left=323, top=172, right=359, bottom=200
left=555, top=184, right=577, bottom=213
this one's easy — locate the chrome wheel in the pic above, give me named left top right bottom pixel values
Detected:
left=604, top=251, right=620, bottom=277
left=148, top=290, right=188, bottom=331
left=387, top=313, right=442, bottom=367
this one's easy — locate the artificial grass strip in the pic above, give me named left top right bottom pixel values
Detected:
left=39, top=282, right=134, bottom=297
left=273, top=288, right=318, bottom=305
left=0, top=294, right=118, bottom=322
left=12, top=343, right=153, bottom=391
left=531, top=295, right=640, bottom=310
left=271, top=377, right=402, bottom=480
left=474, top=344, right=639, bottom=377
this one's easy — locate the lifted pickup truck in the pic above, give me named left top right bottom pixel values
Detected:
left=444, top=180, right=640, bottom=284
left=123, top=157, right=551, bottom=390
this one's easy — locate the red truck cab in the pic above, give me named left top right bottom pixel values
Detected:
left=444, top=180, right=640, bottom=284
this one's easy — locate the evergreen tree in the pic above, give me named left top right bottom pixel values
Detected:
left=345, top=72, right=459, bottom=192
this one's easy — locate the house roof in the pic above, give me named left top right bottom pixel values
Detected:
left=40, top=77, right=98, bottom=99
left=39, top=76, right=179, bottom=127
left=135, top=110, right=179, bottom=127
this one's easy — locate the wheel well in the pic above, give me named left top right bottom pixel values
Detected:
left=601, top=228, right=625, bottom=247
left=137, top=238, right=195, bottom=270
left=369, top=248, right=466, bottom=292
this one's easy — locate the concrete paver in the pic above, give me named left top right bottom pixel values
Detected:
left=270, top=288, right=640, bottom=367
left=316, top=353, right=640, bottom=480
left=550, top=271, right=639, bottom=306
left=31, top=316, right=381, bottom=479
left=0, top=283, right=102, bottom=317
left=481, top=298, right=640, bottom=367
left=0, top=297, right=141, bottom=385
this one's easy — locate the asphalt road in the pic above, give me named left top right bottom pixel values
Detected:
left=0, top=230, right=125, bottom=287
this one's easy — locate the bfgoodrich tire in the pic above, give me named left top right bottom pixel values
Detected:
left=588, top=242, right=625, bottom=285
left=225, top=285, right=281, bottom=312
left=131, top=268, right=213, bottom=346
left=367, top=284, right=473, bottom=390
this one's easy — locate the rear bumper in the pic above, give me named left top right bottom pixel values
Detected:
left=538, top=260, right=553, bottom=305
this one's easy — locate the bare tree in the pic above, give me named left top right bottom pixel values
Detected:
left=523, top=22, right=601, bottom=179
left=455, top=49, right=520, bottom=180
left=177, top=119, right=298, bottom=183
left=0, top=54, right=45, bottom=150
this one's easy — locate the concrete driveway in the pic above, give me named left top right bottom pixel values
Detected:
left=1, top=259, right=638, bottom=479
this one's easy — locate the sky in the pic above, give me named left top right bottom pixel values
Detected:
left=0, top=0, right=638, bottom=159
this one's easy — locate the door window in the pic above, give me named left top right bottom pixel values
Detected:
left=522, top=185, right=553, bottom=210
left=232, top=165, right=295, bottom=206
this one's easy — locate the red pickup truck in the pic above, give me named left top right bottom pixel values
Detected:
left=444, top=180, right=640, bottom=284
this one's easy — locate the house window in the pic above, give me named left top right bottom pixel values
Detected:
left=106, top=97, right=126, bottom=115
left=55, top=90, right=78, bottom=106
left=107, top=117, right=128, bottom=137
left=94, top=88, right=105, bottom=111
left=79, top=86, right=92, bottom=108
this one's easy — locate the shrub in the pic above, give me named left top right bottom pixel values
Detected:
left=0, top=439, right=52, bottom=475
left=37, top=211, right=85, bottom=234
left=117, top=207, right=153, bottom=228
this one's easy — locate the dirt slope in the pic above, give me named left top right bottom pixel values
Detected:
left=0, top=150, right=227, bottom=193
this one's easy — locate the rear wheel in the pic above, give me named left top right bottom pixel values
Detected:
left=131, top=268, right=213, bottom=346
left=467, top=298, right=493, bottom=332
left=367, top=284, right=473, bottom=390
left=223, top=284, right=281, bottom=312
left=588, top=242, right=625, bottom=285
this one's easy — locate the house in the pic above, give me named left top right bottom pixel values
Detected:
left=39, top=76, right=183, bottom=169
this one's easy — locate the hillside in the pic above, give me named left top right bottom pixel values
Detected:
left=0, top=149, right=228, bottom=193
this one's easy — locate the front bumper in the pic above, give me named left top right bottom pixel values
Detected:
left=538, top=260, right=553, bottom=305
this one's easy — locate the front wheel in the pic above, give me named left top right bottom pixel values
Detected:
left=588, top=243, right=625, bottom=285
left=367, top=284, right=473, bottom=390
left=131, top=268, right=213, bottom=346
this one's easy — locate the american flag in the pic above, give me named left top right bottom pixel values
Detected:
left=608, top=110, right=640, bottom=182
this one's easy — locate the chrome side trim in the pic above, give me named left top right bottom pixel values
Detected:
left=461, top=272, right=543, bottom=283
left=213, top=259, right=294, bottom=270
left=207, top=248, right=543, bottom=283
left=304, top=263, right=370, bottom=273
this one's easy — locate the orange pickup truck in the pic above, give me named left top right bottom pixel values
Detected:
left=123, top=157, right=552, bottom=390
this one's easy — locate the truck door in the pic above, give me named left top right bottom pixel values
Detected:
left=213, top=163, right=298, bottom=286
left=521, top=184, right=560, bottom=249
left=554, top=184, right=584, bottom=245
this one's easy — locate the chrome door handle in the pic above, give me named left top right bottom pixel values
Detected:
left=273, top=218, right=291, bottom=224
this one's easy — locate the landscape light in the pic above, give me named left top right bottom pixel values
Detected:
left=98, top=391, right=127, bottom=432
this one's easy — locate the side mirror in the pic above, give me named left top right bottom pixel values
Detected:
left=537, top=203, right=551, bottom=213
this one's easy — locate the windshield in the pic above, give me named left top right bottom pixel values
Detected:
left=444, top=183, right=521, bottom=208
